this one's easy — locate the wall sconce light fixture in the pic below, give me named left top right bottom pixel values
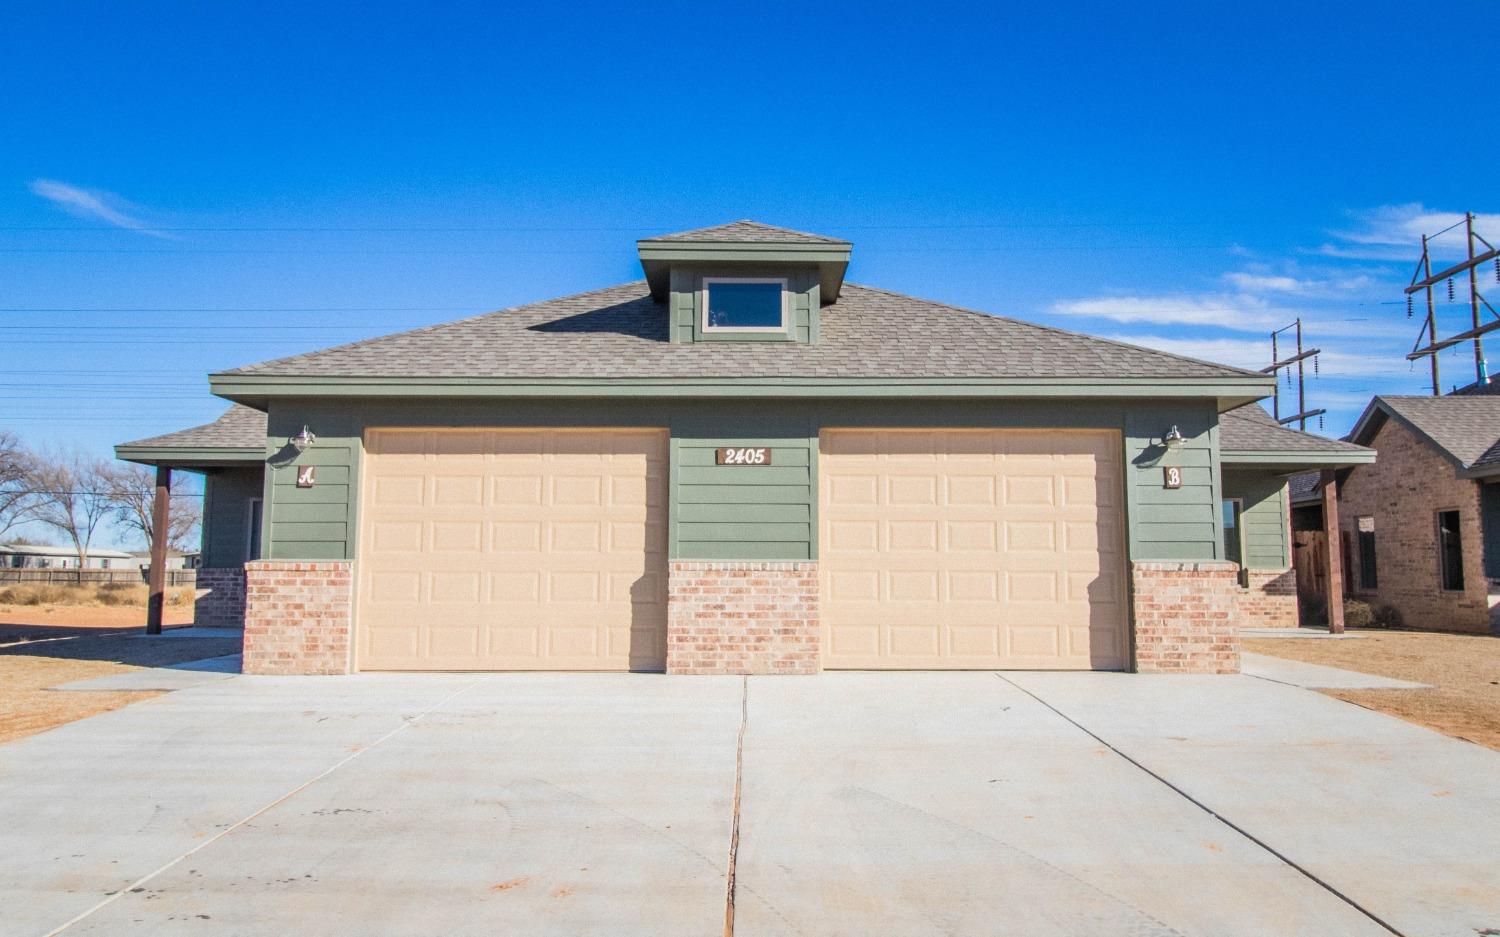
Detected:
left=1162, top=425, right=1185, bottom=450
left=290, top=425, right=317, bottom=453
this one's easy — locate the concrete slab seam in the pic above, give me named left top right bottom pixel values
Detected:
left=993, top=673, right=1407, bottom=937
left=38, top=674, right=494, bottom=937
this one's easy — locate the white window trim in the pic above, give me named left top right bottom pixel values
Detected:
left=700, top=276, right=789, bottom=333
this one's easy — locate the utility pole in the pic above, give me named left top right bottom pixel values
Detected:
left=1405, top=212, right=1499, bottom=394
left=1262, top=319, right=1325, bottom=431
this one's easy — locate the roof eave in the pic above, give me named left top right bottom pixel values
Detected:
left=114, top=445, right=265, bottom=469
left=210, top=373, right=1273, bottom=407
left=636, top=241, right=852, bottom=301
left=1220, top=448, right=1377, bottom=472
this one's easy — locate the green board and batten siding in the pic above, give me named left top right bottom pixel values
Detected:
left=261, top=398, right=1228, bottom=567
left=1222, top=469, right=1292, bottom=570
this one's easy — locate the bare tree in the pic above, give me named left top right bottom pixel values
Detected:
left=27, top=450, right=118, bottom=578
left=0, top=431, right=39, bottom=541
left=105, top=463, right=202, bottom=553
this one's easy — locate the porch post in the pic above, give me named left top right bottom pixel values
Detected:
left=146, top=465, right=171, bottom=635
left=1320, top=468, right=1345, bottom=634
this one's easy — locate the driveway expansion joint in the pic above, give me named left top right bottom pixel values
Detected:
left=995, top=673, right=1408, bottom=937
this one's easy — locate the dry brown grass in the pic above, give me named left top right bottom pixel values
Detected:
left=0, top=630, right=240, bottom=744
left=1244, top=629, right=1500, bottom=750
left=0, top=582, right=194, bottom=608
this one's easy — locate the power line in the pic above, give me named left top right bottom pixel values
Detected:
left=0, top=221, right=1161, bottom=233
left=0, top=306, right=484, bottom=312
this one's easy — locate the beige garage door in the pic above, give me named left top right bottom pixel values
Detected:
left=358, top=428, right=667, bottom=671
left=821, top=429, right=1127, bottom=670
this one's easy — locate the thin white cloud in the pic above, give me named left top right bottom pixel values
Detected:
left=1101, top=333, right=1402, bottom=375
left=1224, top=272, right=1304, bottom=293
left=1315, top=204, right=1500, bottom=262
left=28, top=179, right=167, bottom=236
left=1050, top=293, right=1291, bottom=332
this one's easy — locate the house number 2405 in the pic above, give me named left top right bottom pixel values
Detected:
left=716, top=447, right=772, bottom=466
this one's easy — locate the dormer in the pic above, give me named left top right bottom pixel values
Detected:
left=637, top=221, right=852, bottom=343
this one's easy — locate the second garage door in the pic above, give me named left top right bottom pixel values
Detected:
left=821, top=429, right=1127, bottom=670
left=357, top=428, right=667, bottom=671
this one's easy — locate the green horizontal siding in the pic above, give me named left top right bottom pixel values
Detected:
left=1223, top=469, right=1291, bottom=569
left=201, top=466, right=262, bottom=568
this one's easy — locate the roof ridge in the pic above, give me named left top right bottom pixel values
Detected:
left=842, top=282, right=1267, bottom=380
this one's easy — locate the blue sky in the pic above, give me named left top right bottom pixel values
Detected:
left=2, top=3, right=1496, bottom=543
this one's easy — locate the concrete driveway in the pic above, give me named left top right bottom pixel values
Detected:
left=3, top=671, right=1498, bottom=937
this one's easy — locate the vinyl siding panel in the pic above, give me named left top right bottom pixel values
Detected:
left=200, top=466, right=263, bottom=567
left=1223, top=469, right=1292, bottom=569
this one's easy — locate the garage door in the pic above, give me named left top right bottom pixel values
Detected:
left=821, top=429, right=1127, bottom=670
left=357, top=428, right=667, bottom=671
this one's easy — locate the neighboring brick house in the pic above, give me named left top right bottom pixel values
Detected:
left=1308, top=395, right=1500, bottom=634
left=115, top=220, right=1372, bottom=675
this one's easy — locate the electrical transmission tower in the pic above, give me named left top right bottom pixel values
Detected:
left=1262, top=319, right=1324, bottom=431
left=1404, top=212, right=1500, bottom=395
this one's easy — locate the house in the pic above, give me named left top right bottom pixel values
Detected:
left=1295, top=395, right=1500, bottom=633
left=0, top=544, right=136, bottom=570
left=115, top=221, right=1372, bottom=675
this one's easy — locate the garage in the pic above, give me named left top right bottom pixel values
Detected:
left=356, top=428, right=668, bottom=671
left=820, top=429, right=1128, bottom=670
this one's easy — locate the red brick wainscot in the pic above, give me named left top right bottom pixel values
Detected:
left=667, top=561, right=819, bottom=675
left=1131, top=561, right=1241, bottom=674
left=192, top=566, right=247, bottom=628
left=1239, top=568, right=1299, bottom=629
left=242, top=561, right=353, bottom=675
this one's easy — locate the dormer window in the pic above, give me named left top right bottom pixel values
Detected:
left=702, top=277, right=787, bottom=332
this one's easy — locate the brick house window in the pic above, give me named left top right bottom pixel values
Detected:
left=1356, top=516, right=1377, bottom=591
left=1437, top=509, right=1465, bottom=591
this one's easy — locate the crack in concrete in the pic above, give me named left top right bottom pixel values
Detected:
left=996, top=673, right=1408, bottom=937
left=39, top=675, right=493, bottom=937
left=723, top=675, right=747, bottom=937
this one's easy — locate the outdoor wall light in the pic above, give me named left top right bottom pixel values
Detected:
left=1162, top=425, right=1185, bottom=450
left=290, top=425, right=317, bottom=453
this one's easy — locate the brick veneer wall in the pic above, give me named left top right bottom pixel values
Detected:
left=1131, top=561, right=1241, bottom=673
left=1340, top=419, right=1492, bottom=633
left=242, top=561, right=353, bottom=675
left=666, top=561, right=819, bottom=675
left=192, top=566, right=246, bottom=628
left=1240, top=568, right=1299, bottom=629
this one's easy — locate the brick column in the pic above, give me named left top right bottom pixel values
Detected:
left=192, top=567, right=247, bottom=628
left=1240, top=568, right=1300, bottom=629
left=1131, top=561, right=1241, bottom=674
left=666, top=561, right=820, bottom=675
left=243, top=561, right=353, bottom=675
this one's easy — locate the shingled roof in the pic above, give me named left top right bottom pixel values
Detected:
left=648, top=220, right=849, bottom=245
left=117, top=404, right=267, bottom=452
left=1219, top=403, right=1371, bottom=457
left=217, top=281, right=1265, bottom=382
left=1352, top=395, right=1500, bottom=476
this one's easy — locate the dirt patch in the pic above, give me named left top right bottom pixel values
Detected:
left=0, top=630, right=240, bottom=745
left=1244, top=629, right=1500, bottom=751
left=0, top=604, right=195, bottom=643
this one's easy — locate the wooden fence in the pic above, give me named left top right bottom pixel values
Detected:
left=0, top=568, right=198, bottom=586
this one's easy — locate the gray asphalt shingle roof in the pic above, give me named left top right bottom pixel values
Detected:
left=118, top=404, right=267, bottom=450
left=648, top=220, right=849, bottom=244
left=1371, top=395, right=1500, bottom=469
left=1219, top=404, right=1370, bottom=455
left=1288, top=471, right=1322, bottom=503
left=220, top=281, right=1264, bottom=381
